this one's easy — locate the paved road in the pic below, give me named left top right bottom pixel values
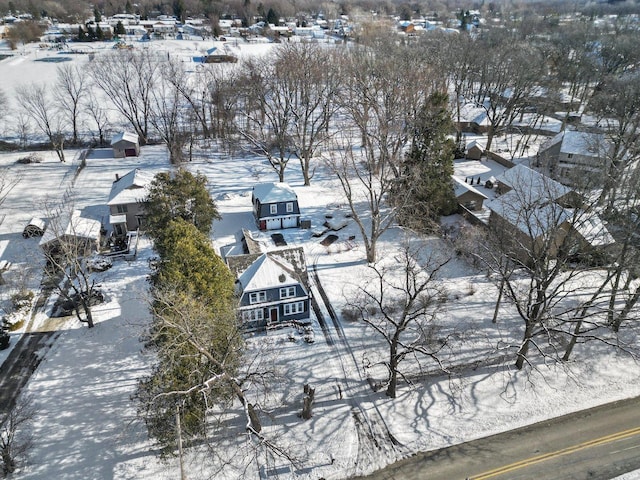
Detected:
left=355, top=395, right=640, bottom=480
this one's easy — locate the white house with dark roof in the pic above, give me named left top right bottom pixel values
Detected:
left=251, top=182, right=300, bottom=231
left=537, top=130, right=611, bottom=186
left=107, top=169, right=154, bottom=236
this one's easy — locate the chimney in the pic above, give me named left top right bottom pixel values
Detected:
left=115, top=173, right=120, bottom=181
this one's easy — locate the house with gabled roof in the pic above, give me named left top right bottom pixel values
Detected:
left=486, top=165, right=614, bottom=265
left=40, top=210, right=101, bottom=257
left=453, top=176, right=488, bottom=211
left=252, top=182, right=300, bottom=231
left=229, top=247, right=310, bottom=329
left=110, top=131, right=140, bottom=158
left=536, top=130, right=611, bottom=187
left=107, top=169, right=154, bottom=236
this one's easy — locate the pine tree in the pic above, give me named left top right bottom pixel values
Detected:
left=394, top=92, right=457, bottom=232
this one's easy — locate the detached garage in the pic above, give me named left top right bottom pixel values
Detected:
left=111, top=131, right=140, bottom=158
left=251, top=182, right=301, bottom=231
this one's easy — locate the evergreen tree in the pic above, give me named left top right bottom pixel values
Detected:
left=139, top=221, right=239, bottom=455
left=95, top=25, right=104, bottom=41
left=142, top=169, right=220, bottom=246
left=266, top=7, right=279, bottom=25
left=77, top=25, right=85, bottom=41
left=94, top=6, right=102, bottom=23
left=394, top=92, right=457, bottom=232
left=115, top=21, right=126, bottom=36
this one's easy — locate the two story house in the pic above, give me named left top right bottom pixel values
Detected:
left=107, top=169, right=154, bottom=237
left=231, top=248, right=310, bottom=329
left=251, top=182, right=300, bottom=231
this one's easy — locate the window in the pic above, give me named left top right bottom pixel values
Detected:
left=249, top=291, right=267, bottom=304
left=567, top=153, right=573, bottom=159
left=270, top=204, right=278, bottom=215
left=283, top=301, right=305, bottom=316
left=242, top=309, right=264, bottom=322
left=116, top=205, right=128, bottom=214
left=280, top=286, right=296, bottom=299
left=286, top=202, right=294, bottom=213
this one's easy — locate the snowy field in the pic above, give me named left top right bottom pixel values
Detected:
left=0, top=38, right=639, bottom=480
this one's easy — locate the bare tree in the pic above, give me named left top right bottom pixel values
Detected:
left=325, top=139, right=400, bottom=264
left=15, top=83, right=66, bottom=162
left=137, top=288, right=297, bottom=472
left=0, top=88, right=7, bottom=132
left=55, top=63, right=88, bottom=145
left=41, top=208, right=104, bottom=329
left=345, top=240, right=451, bottom=398
left=88, top=50, right=159, bottom=144
left=275, top=42, right=341, bottom=186
left=0, top=394, right=36, bottom=476
left=465, top=170, right=624, bottom=369
left=236, top=54, right=294, bottom=182
left=149, top=61, right=192, bottom=164
left=84, top=91, right=111, bottom=147
left=465, top=33, right=545, bottom=152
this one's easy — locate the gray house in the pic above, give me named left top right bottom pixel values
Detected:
left=231, top=248, right=310, bottom=329
left=110, top=131, right=140, bottom=158
left=107, top=169, right=153, bottom=236
left=252, top=182, right=300, bottom=231
left=536, top=130, right=610, bottom=187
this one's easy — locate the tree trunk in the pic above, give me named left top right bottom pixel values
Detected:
left=492, top=277, right=505, bottom=323
left=562, top=319, right=582, bottom=362
left=386, top=343, right=398, bottom=398
left=515, top=322, right=534, bottom=370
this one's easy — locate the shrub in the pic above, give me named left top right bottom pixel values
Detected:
left=11, top=290, right=34, bottom=311
left=341, top=307, right=360, bottom=322
left=16, top=154, right=42, bottom=164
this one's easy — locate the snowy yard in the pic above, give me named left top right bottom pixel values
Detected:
left=0, top=39, right=639, bottom=480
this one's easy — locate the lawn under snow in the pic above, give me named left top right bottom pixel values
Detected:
left=0, top=38, right=639, bottom=480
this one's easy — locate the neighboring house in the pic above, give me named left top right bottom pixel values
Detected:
left=453, top=176, right=488, bottom=211
left=229, top=248, right=310, bottom=329
left=110, top=131, right=140, bottom=158
left=465, top=140, right=484, bottom=160
left=252, top=182, right=300, bottom=231
left=107, top=169, right=154, bottom=236
left=40, top=210, right=101, bottom=257
left=536, top=130, right=611, bottom=187
left=486, top=165, right=614, bottom=265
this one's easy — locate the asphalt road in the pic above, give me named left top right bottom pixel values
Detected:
left=355, top=395, right=640, bottom=480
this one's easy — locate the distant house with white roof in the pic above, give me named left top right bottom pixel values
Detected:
left=536, top=130, right=611, bottom=187
left=251, top=182, right=300, bottom=230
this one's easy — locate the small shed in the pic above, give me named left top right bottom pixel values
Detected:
left=466, top=140, right=484, bottom=160
left=110, top=131, right=140, bottom=158
left=453, top=176, right=488, bottom=211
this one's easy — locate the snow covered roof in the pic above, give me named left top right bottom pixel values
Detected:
left=569, top=211, right=615, bottom=246
left=495, top=164, right=571, bottom=201
left=560, top=130, right=608, bottom=157
left=110, top=131, right=139, bottom=146
left=252, top=182, right=297, bottom=204
left=452, top=176, right=488, bottom=200
left=40, top=210, right=101, bottom=247
left=237, top=253, right=299, bottom=292
left=107, top=169, right=154, bottom=206
left=486, top=190, right=570, bottom=239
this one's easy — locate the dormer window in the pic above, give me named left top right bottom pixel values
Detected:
left=286, top=202, right=294, bottom=213
left=270, top=204, right=278, bottom=214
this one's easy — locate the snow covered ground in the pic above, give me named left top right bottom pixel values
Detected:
left=0, top=38, right=639, bottom=480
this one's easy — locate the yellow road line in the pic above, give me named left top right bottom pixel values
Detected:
left=471, top=426, right=640, bottom=480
